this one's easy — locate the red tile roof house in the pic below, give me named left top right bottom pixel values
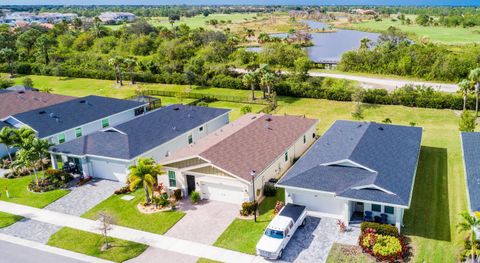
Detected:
left=161, top=113, right=318, bottom=204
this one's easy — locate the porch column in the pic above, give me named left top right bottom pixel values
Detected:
left=80, top=158, right=89, bottom=177
left=395, top=207, right=403, bottom=233
left=50, top=154, right=58, bottom=169
left=344, top=201, right=350, bottom=226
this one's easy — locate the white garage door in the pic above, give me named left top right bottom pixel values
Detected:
left=200, top=181, right=246, bottom=204
left=90, top=159, right=128, bottom=182
left=292, top=191, right=345, bottom=218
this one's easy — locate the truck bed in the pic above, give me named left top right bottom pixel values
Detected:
left=279, top=203, right=306, bottom=222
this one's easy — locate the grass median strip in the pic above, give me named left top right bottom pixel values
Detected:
left=48, top=227, right=148, bottom=263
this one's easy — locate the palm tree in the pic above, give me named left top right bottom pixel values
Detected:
left=261, top=72, right=276, bottom=98
left=109, top=56, right=125, bottom=86
left=128, top=158, right=162, bottom=204
left=124, top=58, right=137, bottom=85
left=469, top=68, right=480, bottom=117
left=458, top=79, right=472, bottom=111
left=14, top=138, right=40, bottom=185
left=457, top=211, right=480, bottom=263
left=360, top=37, right=371, bottom=50
left=30, top=138, right=53, bottom=180
left=243, top=72, right=257, bottom=101
left=13, top=127, right=35, bottom=149
left=0, top=48, right=16, bottom=78
left=0, top=127, right=16, bottom=162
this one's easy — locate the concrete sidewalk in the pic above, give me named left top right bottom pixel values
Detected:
left=0, top=201, right=264, bottom=263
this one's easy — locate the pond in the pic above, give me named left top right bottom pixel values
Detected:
left=246, top=20, right=380, bottom=64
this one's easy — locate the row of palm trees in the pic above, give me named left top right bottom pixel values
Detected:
left=458, top=68, right=480, bottom=114
left=242, top=64, right=276, bottom=101
left=108, top=56, right=137, bottom=87
left=0, top=126, right=52, bottom=186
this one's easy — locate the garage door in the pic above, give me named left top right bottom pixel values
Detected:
left=292, top=191, right=345, bottom=218
left=90, top=159, right=128, bottom=182
left=200, top=181, right=246, bottom=204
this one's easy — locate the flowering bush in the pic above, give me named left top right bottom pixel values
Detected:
left=359, top=227, right=410, bottom=262
left=274, top=201, right=284, bottom=215
left=372, top=235, right=402, bottom=257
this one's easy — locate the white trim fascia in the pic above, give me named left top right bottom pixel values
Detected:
left=102, top=127, right=127, bottom=135
left=4, top=116, right=37, bottom=133
left=406, top=130, right=423, bottom=208
left=168, top=160, right=251, bottom=185
left=162, top=155, right=210, bottom=167
left=460, top=132, right=473, bottom=213
left=256, top=120, right=319, bottom=177
left=351, top=184, right=395, bottom=195
left=335, top=195, right=409, bottom=209
left=182, top=170, right=244, bottom=184
left=48, top=151, right=130, bottom=163
left=131, top=111, right=230, bottom=161
left=321, top=159, right=377, bottom=173
left=276, top=185, right=337, bottom=196
left=178, top=163, right=211, bottom=172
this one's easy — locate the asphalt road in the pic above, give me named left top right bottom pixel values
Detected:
left=0, top=240, right=87, bottom=263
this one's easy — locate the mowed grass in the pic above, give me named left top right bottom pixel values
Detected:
left=0, top=176, right=69, bottom=208
left=214, top=189, right=285, bottom=254
left=326, top=243, right=375, bottom=263
left=206, top=101, right=266, bottom=121
left=48, top=227, right=147, bottom=262
left=150, top=13, right=259, bottom=29
left=272, top=97, right=467, bottom=262
left=344, top=15, right=480, bottom=44
left=82, top=189, right=185, bottom=235
left=0, top=211, right=22, bottom=228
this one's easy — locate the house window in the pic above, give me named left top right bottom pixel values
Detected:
left=75, top=128, right=82, bottom=138
left=58, top=133, right=65, bottom=144
left=101, top=118, right=109, bottom=128
left=199, top=126, right=204, bottom=132
left=188, top=134, right=193, bottom=144
left=168, top=171, right=176, bottom=187
left=303, top=135, right=306, bottom=144
left=284, top=152, right=288, bottom=162
left=371, top=204, right=381, bottom=212
left=384, top=206, right=395, bottom=214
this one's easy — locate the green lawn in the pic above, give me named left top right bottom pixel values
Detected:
left=82, top=189, right=185, bottom=235
left=326, top=243, right=375, bottom=263
left=48, top=227, right=147, bottom=263
left=150, top=13, right=259, bottom=29
left=206, top=101, right=266, bottom=121
left=0, top=176, right=69, bottom=208
left=342, top=15, right=480, bottom=45
left=0, top=211, right=22, bottom=228
left=214, top=189, right=285, bottom=254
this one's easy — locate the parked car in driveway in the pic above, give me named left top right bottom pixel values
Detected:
left=256, top=203, right=307, bottom=260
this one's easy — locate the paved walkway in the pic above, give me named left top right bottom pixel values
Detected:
left=0, top=179, right=122, bottom=243
left=280, top=216, right=360, bottom=263
left=0, top=201, right=264, bottom=263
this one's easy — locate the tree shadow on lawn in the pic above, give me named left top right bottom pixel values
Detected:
left=403, top=146, right=451, bottom=242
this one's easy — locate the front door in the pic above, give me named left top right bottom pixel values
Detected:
left=355, top=202, right=364, bottom=213
left=186, top=175, right=196, bottom=195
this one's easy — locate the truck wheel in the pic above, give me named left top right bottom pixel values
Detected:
left=277, top=249, right=283, bottom=259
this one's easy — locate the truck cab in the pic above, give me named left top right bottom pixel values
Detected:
left=256, top=204, right=307, bottom=260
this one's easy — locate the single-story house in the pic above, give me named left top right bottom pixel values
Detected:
left=460, top=132, right=480, bottom=214
left=50, top=104, right=230, bottom=182
left=3, top=95, right=147, bottom=145
left=161, top=113, right=318, bottom=204
left=276, top=120, right=422, bottom=231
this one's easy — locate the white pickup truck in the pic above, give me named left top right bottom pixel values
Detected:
left=256, top=203, right=307, bottom=260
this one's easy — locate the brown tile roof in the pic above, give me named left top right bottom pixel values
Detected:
left=164, top=113, right=318, bottom=181
left=0, top=91, right=74, bottom=119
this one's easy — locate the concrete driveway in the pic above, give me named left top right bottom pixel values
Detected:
left=166, top=199, right=239, bottom=244
left=280, top=216, right=360, bottom=263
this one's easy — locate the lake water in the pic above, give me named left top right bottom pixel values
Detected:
left=247, top=20, right=380, bottom=64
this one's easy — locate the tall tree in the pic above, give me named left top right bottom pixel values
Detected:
left=457, top=211, right=480, bottom=263
left=359, top=37, right=371, bottom=50
left=123, top=58, right=137, bottom=85
left=260, top=72, right=275, bottom=98
left=13, top=127, right=35, bottom=149
left=35, top=35, right=55, bottom=65
left=0, top=48, right=16, bottom=78
left=109, top=56, right=125, bottom=86
left=242, top=72, right=257, bottom=101
left=128, top=158, right=162, bottom=205
left=469, top=68, right=480, bottom=117
left=0, top=127, right=16, bottom=162
left=30, top=138, right=53, bottom=180
left=458, top=79, right=472, bottom=111
left=16, top=28, right=41, bottom=57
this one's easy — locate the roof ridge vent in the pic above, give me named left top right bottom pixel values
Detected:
left=39, top=110, right=46, bottom=114
left=265, top=117, right=272, bottom=122
left=79, top=100, right=86, bottom=103
left=378, top=127, right=384, bottom=131
left=172, top=126, right=177, bottom=131
left=173, top=107, right=180, bottom=111
left=49, top=112, right=54, bottom=118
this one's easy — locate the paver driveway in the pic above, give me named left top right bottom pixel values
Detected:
left=280, top=216, right=360, bottom=263
left=0, top=179, right=122, bottom=243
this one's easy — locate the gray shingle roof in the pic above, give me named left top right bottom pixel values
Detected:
left=461, top=132, right=480, bottom=212
left=277, top=120, right=422, bottom=206
left=12, top=95, right=146, bottom=138
left=51, top=104, right=229, bottom=160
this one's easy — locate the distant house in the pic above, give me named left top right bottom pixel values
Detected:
left=1, top=12, right=77, bottom=26
left=3, top=95, right=146, bottom=145
left=276, top=120, right=422, bottom=231
left=98, top=12, right=136, bottom=24
left=161, top=113, right=318, bottom=204
left=50, top=104, right=230, bottom=182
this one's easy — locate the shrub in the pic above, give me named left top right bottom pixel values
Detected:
left=240, top=201, right=258, bottom=216
left=173, top=189, right=182, bottom=201
left=459, top=111, right=477, bottom=132
left=114, top=185, right=131, bottom=195
left=360, top=222, right=399, bottom=237
left=372, top=235, right=402, bottom=257
left=274, top=201, right=284, bottom=215
left=263, top=184, right=277, bottom=197
left=196, top=101, right=209, bottom=107
left=240, top=105, right=252, bottom=114
left=359, top=227, right=410, bottom=262
left=190, top=191, right=201, bottom=204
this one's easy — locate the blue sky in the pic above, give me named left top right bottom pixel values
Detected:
left=3, top=0, right=479, bottom=6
